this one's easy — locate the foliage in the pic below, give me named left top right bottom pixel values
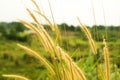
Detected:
left=0, top=22, right=29, bottom=41
left=0, top=22, right=119, bottom=42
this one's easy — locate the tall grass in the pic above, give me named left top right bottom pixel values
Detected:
left=2, top=0, right=119, bottom=80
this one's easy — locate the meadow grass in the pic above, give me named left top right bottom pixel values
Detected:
left=2, top=0, right=120, bottom=80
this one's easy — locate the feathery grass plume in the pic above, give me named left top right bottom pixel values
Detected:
left=35, top=10, right=55, bottom=31
left=27, top=0, right=61, bottom=52
left=54, top=24, right=61, bottom=44
left=97, top=65, right=106, bottom=80
left=61, top=69, right=72, bottom=80
left=26, top=8, right=44, bottom=30
left=72, top=62, right=86, bottom=80
left=31, top=0, right=45, bottom=24
left=26, top=8, right=39, bottom=24
left=2, top=74, right=29, bottom=80
left=20, top=1, right=86, bottom=80
left=46, top=0, right=61, bottom=43
left=31, top=0, right=41, bottom=12
left=31, top=0, right=61, bottom=42
left=22, top=8, right=58, bottom=56
left=19, top=20, right=48, bottom=51
left=19, top=20, right=55, bottom=58
left=17, top=44, right=55, bottom=75
left=77, top=17, right=97, bottom=55
left=103, top=39, right=110, bottom=80
left=56, top=46, right=87, bottom=80
left=19, top=20, right=61, bottom=79
left=21, top=11, right=62, bottom=79
left=35, top=11, right=61, bottom=43
left=56, top=46, right=76, bottom=79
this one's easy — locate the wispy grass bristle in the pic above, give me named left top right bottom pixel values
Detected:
left=19, top=20, right=55, bottom=58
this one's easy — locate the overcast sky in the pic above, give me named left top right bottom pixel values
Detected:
left=0, top=0, right=120, bottom=26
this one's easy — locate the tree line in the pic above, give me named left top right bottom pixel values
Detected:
left=0, top=22, right=119, bottom=41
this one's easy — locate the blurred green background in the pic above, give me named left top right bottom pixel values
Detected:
left=0, top=22, right=120, bottom=79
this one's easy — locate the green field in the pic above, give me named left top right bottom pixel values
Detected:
left=0, top=22, right=120, bottom=79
